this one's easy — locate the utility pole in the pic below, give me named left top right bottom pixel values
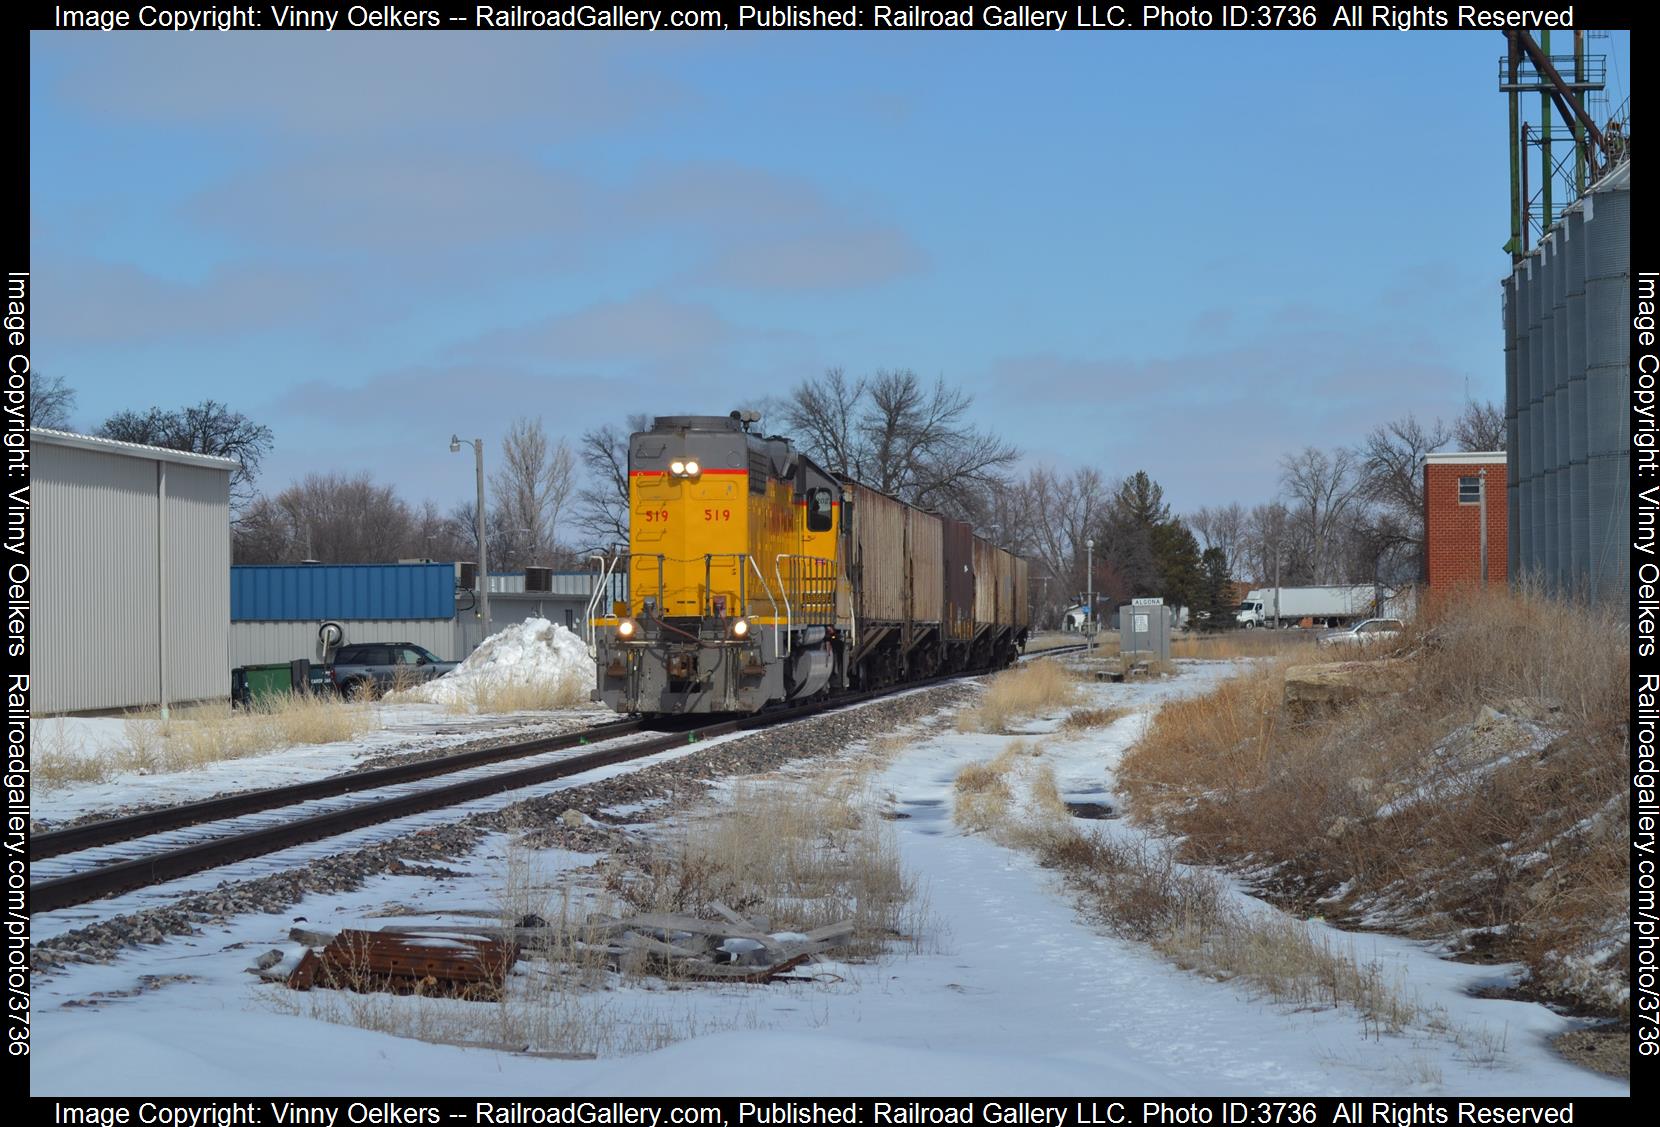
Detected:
left=1272, top=544, right=1282, bottom=630
left=1085, top=537, right=1094, bottom=651
left=451, top=435, right=491, bottom=641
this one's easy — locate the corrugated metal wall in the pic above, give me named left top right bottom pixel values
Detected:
left=164, top=462, right=233, bottom=703
left=232, top=563, right=454, bottom=621
left=231, top=599, right=594, bottom=666
left=906, top=508, right=944, bottom=624
left=230, top=618, right=458, bottom=667
left=1503, top=161, right=1629, bottom=602
left=31, top=441, right=230, bottom=714
left=848, top=483, right=908, bottom=623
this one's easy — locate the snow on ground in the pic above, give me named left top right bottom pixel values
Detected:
left=34, top=619, right=606, bottom=828
left=32, top=702, right=612, bottom=828
left=397, top=619, right=593, bottom=707
left=28, top=660, right=1626, bottom=1096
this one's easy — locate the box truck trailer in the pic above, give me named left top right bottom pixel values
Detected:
left=1235, top=585, right=1378, bottom=629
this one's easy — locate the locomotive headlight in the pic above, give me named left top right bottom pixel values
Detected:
left=729, top=617, right=750, bottom=639
left=670, top=460, right=686, bottom=476
left=684, top=460, right=700, bottom=477
left=616, top=617, right=639, bottom=639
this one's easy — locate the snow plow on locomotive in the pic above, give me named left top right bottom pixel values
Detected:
left=586, top=412, right=1029, bottom=716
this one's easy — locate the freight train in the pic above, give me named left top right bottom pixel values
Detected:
left=586, top=412, right=1029, bottom=715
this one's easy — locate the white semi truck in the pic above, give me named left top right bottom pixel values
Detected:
left=1235, top=585, right=1379, bottom=629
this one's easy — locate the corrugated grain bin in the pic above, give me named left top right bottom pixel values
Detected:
left=941, top=519, right=975, bottom=641
left=847, top=481, right=908, bottom=624
left=972, top=536, right=999, bottom=627
left=1013, top=556, right=1030, bottom=628
left=906, top=508, right=944, bottom=624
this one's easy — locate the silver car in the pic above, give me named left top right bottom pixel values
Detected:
left=328, top=642, right=458, bottom=698
left=1316, top=618, right=1404, bottom=648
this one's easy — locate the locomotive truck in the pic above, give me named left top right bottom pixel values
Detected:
left=587, top=412, right=1029, bottom=715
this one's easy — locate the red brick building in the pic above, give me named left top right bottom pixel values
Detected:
left=1423, top=452, right=1507, bottom=590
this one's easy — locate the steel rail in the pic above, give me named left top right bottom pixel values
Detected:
left=30, top=718, right=644, bottom=861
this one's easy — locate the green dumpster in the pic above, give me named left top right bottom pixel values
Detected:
left=236, top=663, right=294, bottom=706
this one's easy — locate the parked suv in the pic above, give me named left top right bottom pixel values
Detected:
left=328, top=643, right=458, bottom=698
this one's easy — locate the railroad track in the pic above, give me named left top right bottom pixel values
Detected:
left=29, top=675, right=979, bottom=915
left=31, top=717, right=646, bottom=862
left=32, top=647, right=1096, bottom=918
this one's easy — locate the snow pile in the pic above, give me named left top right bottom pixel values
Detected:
left=397, top=618, right=593, bottom=708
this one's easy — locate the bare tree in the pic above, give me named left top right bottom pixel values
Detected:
left=490, top=417, right=576, bottom=567
left=1278, top=446, right=1364, bottom=584
left=1187, top=502, right=1246, bottom=577
left=231, top=495, right=294, bottom=563
left=574, top=414, right=649, bottom=552
left=1359, top=413, right=1449, bottom=516
left=780, top=369, right=865, bottom=483
left=411, top=499, right=467, bottom=562
left=99, top=399, right=274, bottom=510
left=271, top=472, right=415, bottom=563
left=783, top=368, right=1019, bottom=522
left=1356, top=412, right=1449, bottom=580
left=234, top=479, right=484, bottom=565
left=1453, top=399, right=1506, bottom=451
left=1013, top=465, right=1108, bottom=622
left=1239, top=500, right=1294, bottom=586
left=29, top=374, right=76, bottom=429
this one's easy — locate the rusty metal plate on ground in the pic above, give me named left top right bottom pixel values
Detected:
left=287, top=929, right=516, bottom=1000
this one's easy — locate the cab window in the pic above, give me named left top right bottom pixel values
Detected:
left=806, top=488, right=834, bottom=532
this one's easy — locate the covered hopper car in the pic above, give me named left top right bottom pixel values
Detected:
left=587, top=412, right=1029, bottom=715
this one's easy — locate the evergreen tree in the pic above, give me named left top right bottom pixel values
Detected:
left=1151, top=519, right=1204, bottom=621
left=1113, top=470, right=1171, bottom=529
left=1198, top=547, right=1232, bottom=632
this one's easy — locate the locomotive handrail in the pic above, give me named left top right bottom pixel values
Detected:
left=745, top=555, right=781, bottom=652
left=583, top=553, right=617, bottom=656
left=584, top=552, right=657, bottom=655
left=773, top=555, right=793, bottom=657
left=700, top=552, right=755, bottom=621
left=774, top=553, right=838, bottom=658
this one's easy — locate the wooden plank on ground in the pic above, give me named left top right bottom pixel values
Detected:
left=619, top=931, right=708, bottom=959
left=799, top=920, right=856, bottom=944
left=615, top=913, right=780, bottom=948
left=710, top=900, right=768, bottom=932
left=677, top=953, right=814, bottom=983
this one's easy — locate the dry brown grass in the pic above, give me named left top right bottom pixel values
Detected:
left=1061, top=707, right=1130, bottom=733
left=1170, top=632, right=1311, bottom=660
left=444, top=677, right=591, bottom=716
left=1120, top=585, right=1629, bottom=1013
left=608, top=775, right=922, bottom=952
left=957, top=662, right=1079, bottom=733
left=952, top=743, right=1028, bottom=833
left=34, top=694, right=375, bottom=789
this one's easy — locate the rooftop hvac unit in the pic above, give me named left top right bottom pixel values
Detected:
left=524, top=566, right=553, bottom=592
left=457, top=562, right=479, bottom=590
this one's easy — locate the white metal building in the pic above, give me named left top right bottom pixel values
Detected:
left=30, top=428, right=235, bottom=715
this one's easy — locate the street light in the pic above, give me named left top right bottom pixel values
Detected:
left=450, top=434, right=490, bottom=638
left=1085, top=537, right=1095, bottom=651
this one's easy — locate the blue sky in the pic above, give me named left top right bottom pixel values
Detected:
left=29, top=29, right=1632, bottom=522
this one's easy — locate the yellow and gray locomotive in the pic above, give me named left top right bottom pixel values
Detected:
left=589, top=412, right=1029, bottom=715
